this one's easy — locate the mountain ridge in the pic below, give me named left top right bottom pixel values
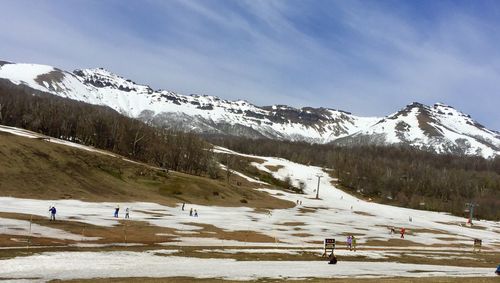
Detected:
left=0, top=60, right=498, bottom=158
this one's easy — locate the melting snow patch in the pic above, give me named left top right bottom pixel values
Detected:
left=0, top=251, right=495, bottom=281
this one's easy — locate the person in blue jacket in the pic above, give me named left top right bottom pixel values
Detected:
left=495, top=264, right=500, bottom=275
left=49, top=206, right=56, bottom=221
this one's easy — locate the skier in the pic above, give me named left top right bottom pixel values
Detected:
left=182, top=203, right=185, bottom=211
left=400, top=227, right=406, bottom=239
left=352, top=235, right=357, bottom=252
left=390, top=226, right=396, bottom=235
left=194, top=209, right=198, bottom=217
left=125, top=208, right=130, bottom=219
left=346, top=235, right=352, bottom=251
left=114, top=205, right=120, bottom=218
left=189, top=208, right=193, bottom=217
left=49, top=206, right=56, bottom=221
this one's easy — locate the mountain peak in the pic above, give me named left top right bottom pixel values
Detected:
left=73, top=68, right=152, bottom=93
left=1, top=61, right=498, bottom=158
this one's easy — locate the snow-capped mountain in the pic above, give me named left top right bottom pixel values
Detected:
left=0, top=61, right=499, bottom=158
left=335, top=102, right=500, bottom=157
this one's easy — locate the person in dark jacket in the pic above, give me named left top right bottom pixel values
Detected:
left=114, top=205, right=120, bottom=218
left=49, top=206, right=56, bottom=221
left=328, top=252, right=337, bottom=264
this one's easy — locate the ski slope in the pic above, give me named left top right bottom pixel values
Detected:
left=1, top=125, right=499, bottom=281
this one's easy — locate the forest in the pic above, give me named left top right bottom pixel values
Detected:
left=206, top=135, right=500, bottom=220
left=1, top=79, right=499, bottom=220
left=0, top=80, right=217, bottom=176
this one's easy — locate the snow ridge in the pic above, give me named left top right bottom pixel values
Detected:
left=0, top=62, right=498, bottom=158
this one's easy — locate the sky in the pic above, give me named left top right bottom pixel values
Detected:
left=1, top=0, right=500, bottom=130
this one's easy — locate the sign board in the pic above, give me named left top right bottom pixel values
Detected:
left=323, top=238, right=336, bottom=256
left=325, top=238, right=336, bottom=248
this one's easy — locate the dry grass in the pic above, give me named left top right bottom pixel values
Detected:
left=0, top=133, right=293, bottom=210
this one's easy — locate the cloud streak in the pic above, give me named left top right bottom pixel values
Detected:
left=1, top=0, right=499, bottom=130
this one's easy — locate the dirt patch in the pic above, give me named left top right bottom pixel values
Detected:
left=353, top=211, right=375, bottom=217
left=298, top=207, right=317, bottom=213
left=264, top=165, right=284, bottom=172
left=180, top=223, right=277, bottom=243
left=279, top=222, right=306, bottom=226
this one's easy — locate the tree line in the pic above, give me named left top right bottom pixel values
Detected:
left=205, top=135, right=500, bottom=220
left=0, top=80, right=217, bottom=176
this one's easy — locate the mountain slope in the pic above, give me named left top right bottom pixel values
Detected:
left=337, top=102, right=500, bottom=157
left=0, top=61, right=499, bottom=157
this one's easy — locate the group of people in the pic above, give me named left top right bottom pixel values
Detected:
left=47, top=204, right=132, bottom=221
left=182, top=202, right=198, bottom=217
left=114, top=205, right=130, bottom=218
left=346, top=235, right=357, bottom=251
left=389, top=226, right=406, bottom=238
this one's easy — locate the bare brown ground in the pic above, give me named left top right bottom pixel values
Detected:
left=298, top=207, right=317, bottom=213
left=0, top=212, right=177, bottom=247
left=182, top=223, right=277, bottom=243
left=264, top=164, right=284, bottom=172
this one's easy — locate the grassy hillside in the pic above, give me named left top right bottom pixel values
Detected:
left=0, top=131, right=293, bottom=209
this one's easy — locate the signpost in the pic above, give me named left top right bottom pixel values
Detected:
left=315, top=174, right=323, bottom=199
left=323, top=238, right=336, bottom=256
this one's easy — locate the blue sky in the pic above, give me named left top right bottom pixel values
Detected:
left=1, top=0, right=500, bottom=130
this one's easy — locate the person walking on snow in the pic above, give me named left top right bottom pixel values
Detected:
left=194, top=209, right=198, bottom=217
left=182, top=203, right=185, bottom=211
left=114, top=205, right=120, bottom=218
left=49, top=206, right=56, bottom=221
left=125, top=208, right=130, bottom=219
left=352, top=235, right=357, bottom=252
left=400, top=227, right=406, bottom=239
left=189, top=208, right=193, bottom=216
left=346, top=235, right=352, bottom=251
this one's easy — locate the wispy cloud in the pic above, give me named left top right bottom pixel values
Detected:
left=1, top=0, right=499, bottom=129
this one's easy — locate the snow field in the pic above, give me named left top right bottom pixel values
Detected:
left=1, top=146, right=499, bottom=249
left=0, top=251, right=495, bottom=281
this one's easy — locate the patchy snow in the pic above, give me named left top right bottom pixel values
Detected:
left=219, top=163, right=267, bottom=184
left=0, top=63, right=55, bottom=92
left=0, top=217, right=99, bottom=241
left=0, top=146, right=499, bottom=249
left=0, top=251, right=495, bottom=281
